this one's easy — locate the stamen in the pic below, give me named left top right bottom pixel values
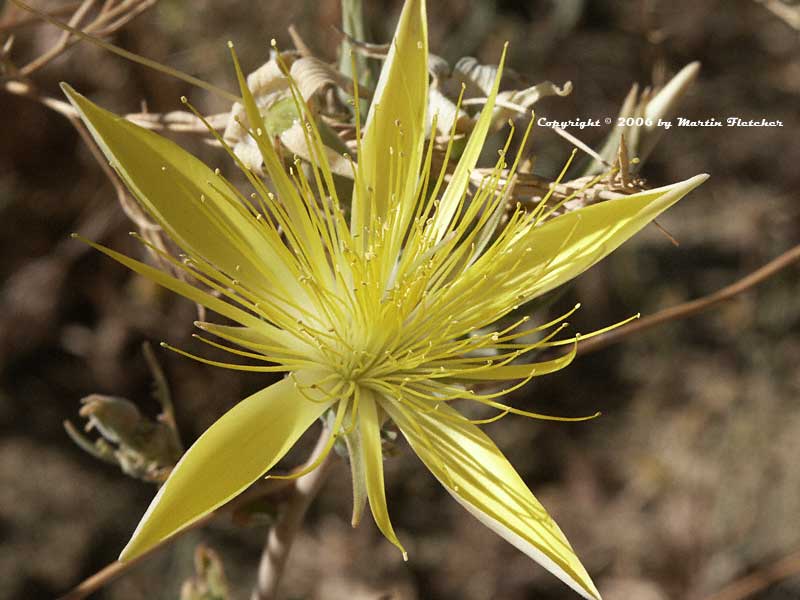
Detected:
left=528, top=149, right=578, bottom=223
left=541, top=314, right=640, bottom=347
left=159, top=342, right=296, bottom=372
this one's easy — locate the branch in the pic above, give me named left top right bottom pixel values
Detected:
left=576, top=243, right=800, bottom=356
left=54, top=428, right=337, bottom=600
left=56, top=478, right=292, bottom=600
left=2, top=61, right=209, bottom=321
left=700, top=548, right=800, bottom=600
left=0, top=2, right=83, bottom=33
left=17, top=0, right=98, bottom=77
left=251, top=428, right=337, bottom=600
left=142, top=340, right=182, bottom=451
left=9, top=0, right=159, bottom=78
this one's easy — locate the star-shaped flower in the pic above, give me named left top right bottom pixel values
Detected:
left=64, top=1, right=705, bottom=597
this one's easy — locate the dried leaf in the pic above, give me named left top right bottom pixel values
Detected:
left=493, top=80, right=572, bottom=126
left=582, top=62, right=700, bottom=175
left=180, top=545, right=230, bottom=600
left=223, top=54, right=357, bottom=175
left=280, top=120, right=354, bottom=178
left=452, top=56, right=500, bottom=97
left=427, top=87, right=471, bottom=135
left=290, top=56, right=369, bottom=101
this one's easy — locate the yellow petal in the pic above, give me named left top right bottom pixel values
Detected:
left=120, top=371, right=333, bottom=561
left=383, top=400, right=601, bottom=600
left=517, top=174, right=708, bottom=301
left=62, top=85, right=299, bottom=299
left=353, top=0, right=428, bottom=236
left=426, top=47, right=506, bottom=246
left=359, top=389, right=406, bottom=557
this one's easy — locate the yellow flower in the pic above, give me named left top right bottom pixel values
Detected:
left=63, top=1, right=706, bottom=597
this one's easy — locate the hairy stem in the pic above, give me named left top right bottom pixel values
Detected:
left=250, top=428, right=337, bottom=600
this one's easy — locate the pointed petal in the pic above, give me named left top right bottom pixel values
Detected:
left=63, top=85, right=299, bottom=299
left=359, top=389, right=406, bottom=556
left=514, top=174, right=708, bottom=301
left=426, top=47, right=506, bottom=245
left=383, top=400, right=601, bottom=600
left=353, top=0, right=428, bottom=234
left=120, top=371, right=333, bottom=561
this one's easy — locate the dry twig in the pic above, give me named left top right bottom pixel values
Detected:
left=575, top=243, right=800, bottom=356
left=4, top=0, right=158, bottom=78
left=700, top=548, right=800, bottom=600
left=0, top=2, right=83, bottom=33
left=55, top=426, right=335, bottom=600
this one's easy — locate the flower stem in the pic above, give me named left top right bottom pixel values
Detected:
left=250, top=427, right=337, bottom=600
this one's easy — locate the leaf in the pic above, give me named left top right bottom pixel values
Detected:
left=280, top=122, right=354, bottom=178
left=582, top=62, right=700, bottom=175
left=382, top=400, right=601, bottom=599
left=452, top=56, right=500, bottom=97
left=290, top=56, right=364, bottom=101
left=493, top=81, right=572, bottom=128
left=119, top=372, right=333, bottom=561
left=427, top=87, right=472, bottom=136
left=639, top=61, right=701, bottom=162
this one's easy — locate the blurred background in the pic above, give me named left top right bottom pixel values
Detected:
left=1, top=1, right=799, bottom=599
